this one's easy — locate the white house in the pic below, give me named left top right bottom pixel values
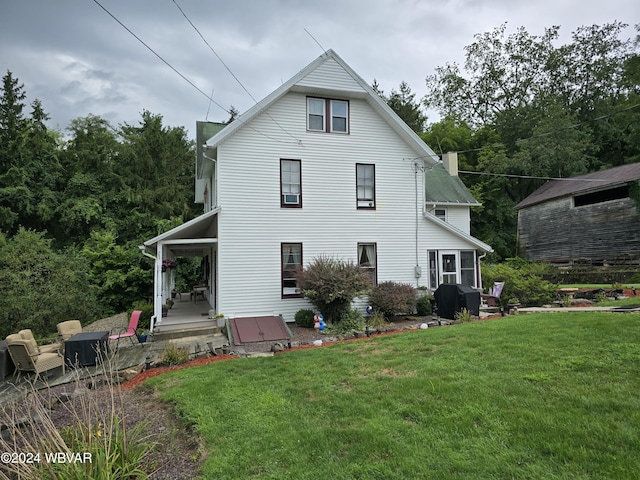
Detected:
left=141, top=49, right=492, bottom=332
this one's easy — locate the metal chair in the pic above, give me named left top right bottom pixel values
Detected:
left=18, top=329, right=62, bottom=354
left=57, top=320, right=82, bottom=342
left=5, top=334, right=65, bottom=381
left=109, top=310, right=142, bottom=351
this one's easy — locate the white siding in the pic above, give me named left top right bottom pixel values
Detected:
left=214, top=93, right=480, bottom=322
left=296, top=58, right=365, bottom=93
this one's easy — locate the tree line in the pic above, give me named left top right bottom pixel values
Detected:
left=1, top=21, right=638, bottom=336
left=377, top=22, right=640, bottom=259
left=0, top=71, right=200, bottom=337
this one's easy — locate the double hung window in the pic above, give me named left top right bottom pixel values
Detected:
left=307, top=98, right=349, bottom=133
left=281, top=159, right=301, bottom=207
left=356, top=163, right=375, bottom=208
left=358, top=243, right=377, bottom=286
left=282, top=243, right=302, bottom=297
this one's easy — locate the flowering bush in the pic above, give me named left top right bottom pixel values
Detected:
left=297, top=256, right=370, bottom=323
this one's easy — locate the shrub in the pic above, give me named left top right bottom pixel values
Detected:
left=416, top=294, right=433, bottom=316
left=366, top=311, right=387, bottom=329
left=295, top=309, right=316, bottom=328
left=297, top=256, right=370, bottom=323
left=328, top=308, right=365, bottom=334
left=482, top=259, right=557, bottom=307
left=0, top=228, right=102, bottom=339
left=369, top=281, right=417, bottom=320
left=161, top=343, right=190, bottom=366
left=455, top=307, right=473, bottom=323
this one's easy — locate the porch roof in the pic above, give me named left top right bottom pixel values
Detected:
left=423, top=210, right=493, bottom=253
left=142, top=208, right=220, bottom=257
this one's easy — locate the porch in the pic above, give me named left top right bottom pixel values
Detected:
left=153, top=293, right=218, bottom=334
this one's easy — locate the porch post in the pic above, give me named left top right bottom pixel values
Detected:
left=154, top=242, right=165, bottom=326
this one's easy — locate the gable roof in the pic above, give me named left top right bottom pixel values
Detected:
left=425, top=164, right=480, bottom=206
left=515, top=163, right=640, bottom=209
left=204, top=49, right=439, bottom=165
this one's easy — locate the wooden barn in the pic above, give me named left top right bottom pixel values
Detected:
left=515, top=163, right=640, bottom=266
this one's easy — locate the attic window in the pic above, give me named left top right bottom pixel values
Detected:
left=307, top=97, right=349, bottom=133
left=574, top=185, right=629, bottom=207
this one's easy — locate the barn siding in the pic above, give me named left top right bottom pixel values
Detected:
left=517, top=196, right=640, bottom=264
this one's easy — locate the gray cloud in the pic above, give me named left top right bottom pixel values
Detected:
left=1, top=0, right=638, bottom=138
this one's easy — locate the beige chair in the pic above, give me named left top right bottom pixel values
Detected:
left=5, top=333, right=65, bottom=381
left=57, top=320, right=82, bottom=342
left=18, top=329, right=61, bottom=354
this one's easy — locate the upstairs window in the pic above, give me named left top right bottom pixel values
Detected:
left=281, top=159, right=301, bottom=208
left=356, top=163, right=376, bottom=209
left=434, top=208, right=446, bottom=221
left=331, top=100, right=348, bottom=132
left=307, top=97, right=349, bottom=133
left=307, top=98, right=325, bottom=131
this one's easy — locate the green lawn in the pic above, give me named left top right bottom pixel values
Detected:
left=147, top=313, right=640, bottom=479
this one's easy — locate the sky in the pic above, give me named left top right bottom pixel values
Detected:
left=1, top=0, right=638, bottom=141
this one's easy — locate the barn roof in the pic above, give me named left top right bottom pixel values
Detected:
left=515, top=162, right=640, bottom=209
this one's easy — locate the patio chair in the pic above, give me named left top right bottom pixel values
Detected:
left=18, top=329, right=62, bottom=354
left=5, top=333, right=65, bottom=381
left=481, top=282, right=505, bottom=308
left=109, top=310, right=142, bottom=352
left=57, top=320, right=83, bottom=342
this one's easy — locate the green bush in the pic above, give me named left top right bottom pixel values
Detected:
left=328, top=308, right=365, bottom=334
left=294, top=309, right=316, bottom=328
left=369, top=281, right=417, bottom=319
left=0, top=228, right=102, bottom=338
left=482, top=259, right=557, bottom=307
left=161, top=343, right=190, bottom=366
left=297, top=256, right=370, bottom=323
left=416, top=294, right=433, bottom=316
left=366, top=311, right=387, bottom=329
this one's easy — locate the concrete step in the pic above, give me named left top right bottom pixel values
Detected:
left=152, top=325, right=224, bottom=341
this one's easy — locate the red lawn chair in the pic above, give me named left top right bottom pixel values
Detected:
left=109, top=310, right=142, bottom=351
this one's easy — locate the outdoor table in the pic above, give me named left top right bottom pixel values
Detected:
left=64, top=331, right=109, bottom=367
left=191, top=285, right=208, bottom=303
left=0, top=340, right=15, bottom=379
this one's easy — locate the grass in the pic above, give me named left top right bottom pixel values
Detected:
left=146, top=313, right=640, bottom=479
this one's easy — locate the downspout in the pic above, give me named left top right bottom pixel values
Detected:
left=477, top=252, right=487, bottom=290
left=414, top=162, right=422, bottom=287
left=139, top=246, right=159, bottom=333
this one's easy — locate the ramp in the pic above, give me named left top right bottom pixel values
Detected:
left=228, top=316, right=292, bottom=345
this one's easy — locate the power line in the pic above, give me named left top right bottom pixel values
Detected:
left=91, top=0, right=297, bottom=145
left=455, top=102, right=640, bottom=155
left=458, top=170, right=607, bottom=182
left=171, top=0, right=300, bottom=143
left=91, top=0, right=225, bottom=113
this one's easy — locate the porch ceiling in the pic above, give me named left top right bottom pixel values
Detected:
left=142, top=208, right=220, bottom=256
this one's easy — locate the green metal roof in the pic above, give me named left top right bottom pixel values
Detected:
left=424, top=164, right=480, bottom=206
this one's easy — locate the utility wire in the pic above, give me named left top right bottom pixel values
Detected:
left=457, top=170, right=607, bottom=182
left=91, top=0, right=225, bottom=112
left=91, top=0, right=296, bottom=145
left=171, top=0, right=301, bottom=143
left=455, top=102, right=640, bottom=155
